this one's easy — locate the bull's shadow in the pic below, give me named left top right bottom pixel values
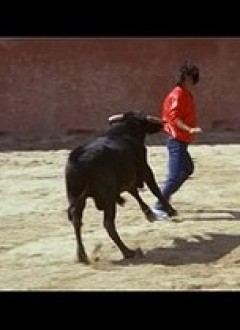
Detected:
left=112, top=233, right=240, bottom=266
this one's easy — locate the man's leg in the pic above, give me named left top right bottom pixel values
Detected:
left=168, top=148, right=194, bottom=195
left=154, top=138, right=190, bottom=211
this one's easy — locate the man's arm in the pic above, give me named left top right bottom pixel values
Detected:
left=176, top=119, right=202, bottom=134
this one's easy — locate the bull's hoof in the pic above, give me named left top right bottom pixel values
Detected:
left=124, top=248, right=144, bottom=259
left=134, top=248, right=144, bottom=258
left=144, top=209, right=156, bottom=222
left=168, top=208, right=178, bottom=217
left=77, top=254, right=90, bottom=265
left=77, top=259, right=90, bottom=265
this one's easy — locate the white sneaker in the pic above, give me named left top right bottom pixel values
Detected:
left=151, top=209, right=168, bottom=221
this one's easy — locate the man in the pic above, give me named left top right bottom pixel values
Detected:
left=152, top=61, right=203, bottom=220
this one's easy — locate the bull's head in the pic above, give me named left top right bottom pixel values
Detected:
left=108, top=111, right=163, bottom=134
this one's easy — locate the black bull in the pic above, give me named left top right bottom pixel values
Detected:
left=65, top=111, right=177, bottom=264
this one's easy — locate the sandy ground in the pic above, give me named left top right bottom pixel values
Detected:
left=1, top=143, right=240, bottom=291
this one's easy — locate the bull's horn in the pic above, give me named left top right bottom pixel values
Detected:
left=146, top=115, right=162, bottom=123
left=108, top=113, right=124, bottom=123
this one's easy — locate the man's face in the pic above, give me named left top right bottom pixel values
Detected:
left=185, top=75, right=195, bottom=90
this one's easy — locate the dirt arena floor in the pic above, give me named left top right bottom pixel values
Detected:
left=1, top=137, right=240, bottom=291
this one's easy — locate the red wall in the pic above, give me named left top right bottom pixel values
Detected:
left=0, top=38, right=240, bottom=138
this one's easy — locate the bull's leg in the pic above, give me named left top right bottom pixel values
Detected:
left=129, top=189, right=156, bottom=222
left=143, top=164, right=177, bottom=216
left=69, top=200, right=89, bottom=264
left=103, top=203, right=143, bottom=259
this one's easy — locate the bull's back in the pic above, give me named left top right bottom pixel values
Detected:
left=66, top=136, right=138, bottom=196
left=68, top=136, right=136, bottom=172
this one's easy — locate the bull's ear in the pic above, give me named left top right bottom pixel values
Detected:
left=108, top=113, right=124, bottom=124
left=146, top=115, right=162, bottom=124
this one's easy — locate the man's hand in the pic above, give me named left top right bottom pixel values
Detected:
left=189, top=127, right=203, bottom=134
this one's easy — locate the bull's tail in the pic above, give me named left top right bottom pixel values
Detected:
left=117, top=195, right=126, bottom=206
left=67, top=185, right=89, bottom=221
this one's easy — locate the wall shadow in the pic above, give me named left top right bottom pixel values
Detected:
left=112, top=233, right=240, bottom=267
left=1, top=131, right=240, bottom=151
left=0, top=132, right=97, bottom=152
left=147, top=132, right=240, bottom=146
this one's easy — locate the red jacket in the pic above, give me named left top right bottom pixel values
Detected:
left=161, top=85, right=197, bottom=143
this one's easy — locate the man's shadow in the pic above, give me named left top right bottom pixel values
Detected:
left=179, top=209, right=240, bottom=221
left=112, top=233, right=240, bottom=266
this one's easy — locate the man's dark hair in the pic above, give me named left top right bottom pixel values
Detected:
left=175, top=60, right=200, bottom=86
